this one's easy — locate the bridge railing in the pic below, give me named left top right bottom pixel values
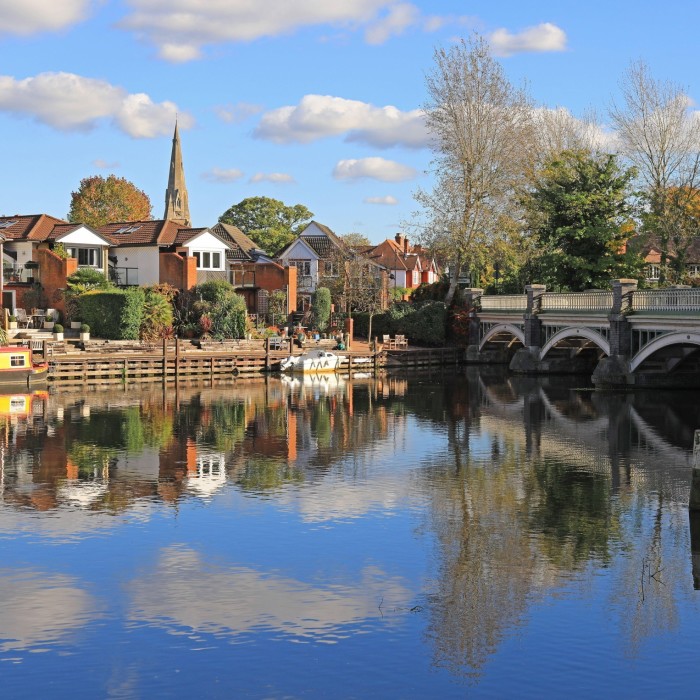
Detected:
left=479, top=295, right=527, bottom=311
left=631, top=288, right=700, bottom=312
left=541, top=291, right=613, bottom=312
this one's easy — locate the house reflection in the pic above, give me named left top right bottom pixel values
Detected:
left=0, top=374, right=400, bottom=512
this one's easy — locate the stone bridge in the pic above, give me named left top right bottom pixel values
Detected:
left=464, top=280, right=700, bottom=388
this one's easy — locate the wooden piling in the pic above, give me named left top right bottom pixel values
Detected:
left=690, top=430, right=700, bottom=511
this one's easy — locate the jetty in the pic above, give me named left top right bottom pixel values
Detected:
left=14, top=336, right=462, bottom=386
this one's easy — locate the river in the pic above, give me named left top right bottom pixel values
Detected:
left=0, top=369, right=699, bottom=698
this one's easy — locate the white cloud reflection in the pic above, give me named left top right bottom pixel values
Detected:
left=128, top=546, right=413, bottom=640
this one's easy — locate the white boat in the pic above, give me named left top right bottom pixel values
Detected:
left=280, top=348, right=343, bottom=374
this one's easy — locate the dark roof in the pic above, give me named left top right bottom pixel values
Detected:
left=212, top=223, right=258, bottom=260
left=303, top=235, right=337, bottom=258
left=171, top=227, right=208, bottom=246
left=0, top=214, right=69, bottom=241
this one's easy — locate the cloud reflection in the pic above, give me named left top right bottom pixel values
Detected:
left=128, top=546, right=413, bottom=641
left=0, top=569, right=98, bottom=651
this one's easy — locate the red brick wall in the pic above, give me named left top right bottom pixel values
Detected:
left=37, top=248, right=78, bottom=318
left=160, top=253, right=197, bottom=290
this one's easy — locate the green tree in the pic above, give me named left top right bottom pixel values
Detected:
left=68, top=175, right=152, bottom=227
left=218, top=196, right=313, bottom=255
left=342, top=232, right=372, bottom=248
left=523, top=150, right=642, bottom=291
left=311, top=287, right=331, bottom=332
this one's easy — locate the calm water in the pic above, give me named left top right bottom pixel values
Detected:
left=1, top=369, right=700, bottom=698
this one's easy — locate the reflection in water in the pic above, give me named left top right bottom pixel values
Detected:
left=0, top=372, right=699, bottom=696
left=128, top=545, right=412, bottom=641
left=0, top=568, right=98, bottom=651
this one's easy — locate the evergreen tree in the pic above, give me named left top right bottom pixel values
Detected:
left=524, top=150, right=643, bottom=291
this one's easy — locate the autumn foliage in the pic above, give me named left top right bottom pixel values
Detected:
left=68, top=175, right=152, bottom=228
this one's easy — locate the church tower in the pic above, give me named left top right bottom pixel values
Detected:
left=163, top=120, right=191, bottom=225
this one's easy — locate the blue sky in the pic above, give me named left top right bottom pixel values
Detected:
left=1, top=0, right=699, bottom=244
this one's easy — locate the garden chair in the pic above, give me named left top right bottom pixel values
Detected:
left=15, top=308, right=31, bottom=328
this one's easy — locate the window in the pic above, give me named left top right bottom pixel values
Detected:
left=646, top=264, right=661, bottom=280
left=412, top=271, right=420, bottom=285
left=290, top=259, right=311, bottom=276
left=10, top=354, right=26, bottom=367
left=688, top=265, right=700, bottom=277
left=324, top=260, right=339, bottom=277
left=192, top=250, right=223, bottom=270
left=66, top=247, right=101, bottom=267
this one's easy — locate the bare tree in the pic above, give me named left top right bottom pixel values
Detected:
left=610, top=61, right=700, bottom=283
left=412, top=34, right=534, bottom=305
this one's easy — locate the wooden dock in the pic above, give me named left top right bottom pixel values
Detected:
left=43, top=338, right=463, bottom=385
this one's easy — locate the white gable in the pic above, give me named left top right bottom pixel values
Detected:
left=300, top=222, right=329, bottom=238
left=56, top=226, right=112, bottom=247
left=280, top=238, right=319, bottom=261
left=181, top=230, right=230, bottom=251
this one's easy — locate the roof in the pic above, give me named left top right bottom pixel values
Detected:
left=212, top=222, right=259, bottom=261
left=277, top=220, right=349, bottom=260
left=98, top=219, right=185, bottom=247
left=0, top=214, right=69, bottom=241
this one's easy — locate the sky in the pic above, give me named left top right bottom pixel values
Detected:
left=1, top=0, right=700, bottom=244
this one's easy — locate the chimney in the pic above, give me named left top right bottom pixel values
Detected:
left=404, top=236, right=409, bottom=254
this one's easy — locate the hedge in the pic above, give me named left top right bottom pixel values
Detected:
left=352, top=301, right=447, bottom=346
left=78, top=288, right=145, bottom=339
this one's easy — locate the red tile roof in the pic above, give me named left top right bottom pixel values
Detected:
left=0, top=214, right=69, bottom=241
left=98, top=219, right=187, bottom=247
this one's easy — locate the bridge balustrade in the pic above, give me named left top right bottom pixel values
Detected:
left=541, top=291, right=613, bottom=312
left=479, top=295, right=527, bottom=311
left=631, top=288, right=700, bottom=312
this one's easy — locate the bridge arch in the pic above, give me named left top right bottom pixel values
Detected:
left=479, top=323, right=525, bottom=352
left=539, top=327, right=610, bottom=360
left=630, top=331, right=700, bottom=373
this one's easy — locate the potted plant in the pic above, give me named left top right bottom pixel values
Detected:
left=53, top=323, right=64, bottom=341
left=80, top=324, right=90, bottom=342
left=43, top=313, right=55, bottom=330
left=8, top=315, right=17, bottom=330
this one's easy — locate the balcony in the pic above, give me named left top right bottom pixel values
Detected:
left=110, top=267, right=139, bottom=286
left=3, top=263, right=35, bottom=284
left=230, top=269, right=256, bottom=287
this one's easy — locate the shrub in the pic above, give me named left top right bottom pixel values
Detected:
left=193, top=280, right=247, bottom=339
left=8, top=315, right=16, bottom=322
left=80, top=324, right=90, bottom=333
left=54, top=324, right=64, bottom=333
left=140, top=288, right=174, bottom=341
left=311, top=287, right=331, bottom=332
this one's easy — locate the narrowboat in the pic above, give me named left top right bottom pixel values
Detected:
left=0, top=346, right=48, bottom=388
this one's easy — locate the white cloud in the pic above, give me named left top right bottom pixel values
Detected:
left=255, top=94, right=429, bottom=149
left=93, top=159, right=121, bottom=169
left=0, top=0, right=90, bottom=35
left=489, top=22, right=567, bottom=57
left=214, top=102, right=263, bottom=124
left=364, top=195, right=399, bottom=205
left=120, top=0, right=467, bottom=61
left=0, top=72, right=193, bottom=138
left=249, top=172, right=296, bottom=184
left=364, top=2, right=419, bottom=44
left=334, top=157, right=417, bottom=182
left=202, top=167, right=244, bottom=183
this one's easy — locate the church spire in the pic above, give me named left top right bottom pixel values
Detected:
left=163, top=120, right=191, bottom=225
